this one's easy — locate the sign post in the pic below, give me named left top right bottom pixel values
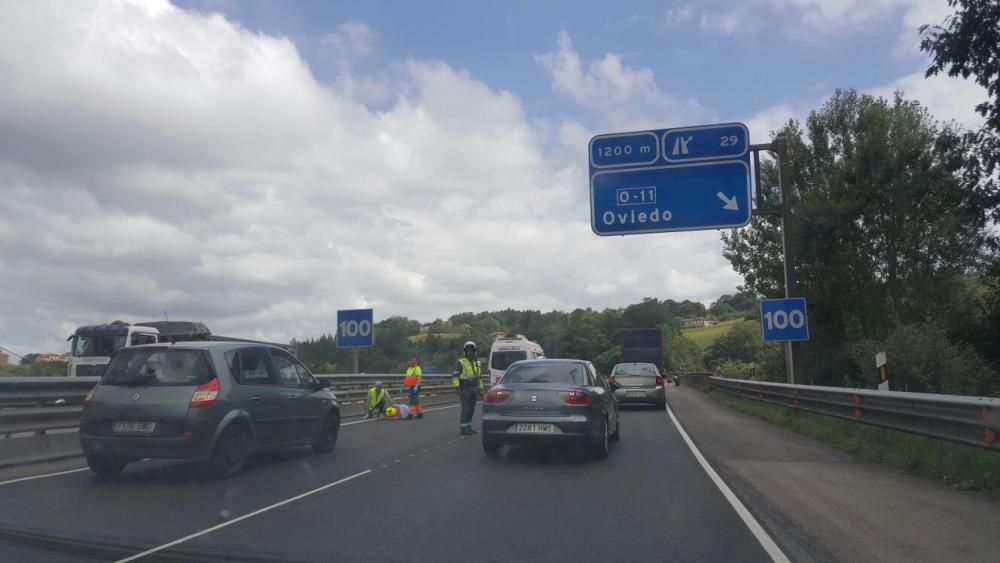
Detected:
left=337, top=309, right=374, bottom=373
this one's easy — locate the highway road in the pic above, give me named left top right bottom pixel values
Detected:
left=0, top=397, right=779, bottom=562
left=2, top=386, right=997, bottom=562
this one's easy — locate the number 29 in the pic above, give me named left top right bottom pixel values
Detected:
left=720, top=135, right=739, bottom=147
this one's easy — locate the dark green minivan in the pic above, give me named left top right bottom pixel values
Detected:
left=79, top=342, right=341, bottom=478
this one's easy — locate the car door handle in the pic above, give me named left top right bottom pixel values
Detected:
left=286, top=394, right=299, bottom=400
left=250, top=395, right=263, bottom=402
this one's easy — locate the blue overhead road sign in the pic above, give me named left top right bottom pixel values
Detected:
left=760, top=298, right=809, bottom=342
left=589, top=122, right=751, bottom=236
left=337, top=309, right=374, bottom=348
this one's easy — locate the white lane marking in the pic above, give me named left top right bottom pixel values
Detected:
left=115, top=469, right=372, bottom=563
left=666, top=404, right=791, bottom=563
left=0, top=404, right=461, bottom=486
left=0, top=467, right=88, bottom=487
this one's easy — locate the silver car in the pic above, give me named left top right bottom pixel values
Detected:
left=481, top=359, right=620, bottom=459
left=610, top=362, right=666, bottom=409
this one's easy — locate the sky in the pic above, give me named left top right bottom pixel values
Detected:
left=0, top=0, right=987, bottom=355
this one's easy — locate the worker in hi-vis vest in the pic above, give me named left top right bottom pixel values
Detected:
left=363, top=380, right=393, bottom=420
left=404, top=358, right=424, bottom=419
left=452, top=341, right=483, bottom=435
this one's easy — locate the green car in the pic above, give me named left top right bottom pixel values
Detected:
left=79, top=341, right=341, bottom=478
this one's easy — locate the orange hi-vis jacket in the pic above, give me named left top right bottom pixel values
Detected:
left=404, top=365, right=423, bottom=388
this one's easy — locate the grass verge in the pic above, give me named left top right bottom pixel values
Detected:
left=710, top=390, right=1000, bottom=492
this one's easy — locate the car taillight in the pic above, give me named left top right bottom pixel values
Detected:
left=484, top=389, right=512, bottom=405
left=656, top=375, right=665, bottom=386
left=560, top=390, right=593, bottom=406
left=190, top=377, right=220, bottom=408
left=83, top=385, right=99, bottom=406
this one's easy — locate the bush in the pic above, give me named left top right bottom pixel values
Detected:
left=852, top=323, right=998, bottom=396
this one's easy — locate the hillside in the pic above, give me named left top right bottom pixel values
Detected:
left=682, top=319, right=754, bottom=349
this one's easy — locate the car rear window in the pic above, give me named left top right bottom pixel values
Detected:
left=491, top=350, right=527, bottom=371
left=613, top=364, right=658, bottom=376
left=102, top=348, right=214, bottom=386
left=502, top=363, right=586, bottom=385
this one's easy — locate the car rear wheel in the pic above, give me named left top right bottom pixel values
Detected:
left=610, top=415, right=621, bottom=442
left=658, top=401, right=667, bottom=410
left=86, top=454, right=127, bottom=477
left=206, top=425, right=250, bottom=479
left=482, top=438, right=501, bottom=457
left=592, top=420, right=609, bottom=460
left=312, top=413, right=340, bottom=454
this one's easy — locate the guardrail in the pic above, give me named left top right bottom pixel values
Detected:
left=0, top=373, right=479, bottom=438
left=710, top=376, right=1000, bottom=451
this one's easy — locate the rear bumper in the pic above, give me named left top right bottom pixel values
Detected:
left=79, top=419, right=215, bottom=461
left=614, top=387, right=666, bottom=404
left=481, top=413, right=603, bottom=443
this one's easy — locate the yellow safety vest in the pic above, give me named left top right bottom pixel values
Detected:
left=452, top=357, right=483, bottom=389
left=367, top=387, right=386, bottom=409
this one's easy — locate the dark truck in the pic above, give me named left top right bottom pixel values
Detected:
left=621, top=328, right=676, bottom=384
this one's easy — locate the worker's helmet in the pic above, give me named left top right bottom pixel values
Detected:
left=385, top=406, right=397, bottom=417
left=463, top=341, right=477, bottom=352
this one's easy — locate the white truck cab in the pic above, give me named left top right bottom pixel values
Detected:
left=488, top=334, right=545, bottom=386
left=67, top=321, right=159, bottom=377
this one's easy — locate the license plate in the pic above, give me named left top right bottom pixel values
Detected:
left=111, top=421, right=156, bottom=433
left=513, top=423, right=554, bottom=433
left=627, top=391, right=645, bottom=398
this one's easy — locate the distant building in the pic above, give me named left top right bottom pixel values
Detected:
left=0, top=353, right=8, bottom=367
left=37, top=353, right=71, bottom=363
left=681, top=318, right=719, bottom=329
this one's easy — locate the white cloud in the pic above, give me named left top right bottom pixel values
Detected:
left=664, top=5, right=694, bottom=27
left=535, top=31, right=711, bottom=130
left=320, top=20, right=374, bottom=58
left=0, top=3, right=742, bottom=354
left=700, top=0, right=951, bottom=48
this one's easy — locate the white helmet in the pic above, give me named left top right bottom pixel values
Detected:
left=463, top=341, right=477, bottom=351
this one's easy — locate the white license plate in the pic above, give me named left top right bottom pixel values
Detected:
left=626, top=391, right=645, bottom=398
left=513, top=423, right=554, bottom=433
left=111, top=421, right=156, bottom=433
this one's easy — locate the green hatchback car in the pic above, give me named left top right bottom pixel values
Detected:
left=79, top=341, right=341, bottom=478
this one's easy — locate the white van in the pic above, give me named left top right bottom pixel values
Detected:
left=488, top=334, right=545, bottom=385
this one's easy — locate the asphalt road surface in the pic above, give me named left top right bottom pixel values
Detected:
left=0, top=401, right=777, bottom=562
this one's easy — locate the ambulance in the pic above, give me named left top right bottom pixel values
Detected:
left=488, top=334, right=545, bottom=385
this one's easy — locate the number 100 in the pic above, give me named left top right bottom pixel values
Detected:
left=763, top=310, right=805, bottom=330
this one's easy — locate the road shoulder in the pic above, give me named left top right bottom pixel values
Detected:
left=666, top=386, right=1000, bottom=563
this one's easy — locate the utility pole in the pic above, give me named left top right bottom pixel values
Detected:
left=773, top=134, right=803, bottom=384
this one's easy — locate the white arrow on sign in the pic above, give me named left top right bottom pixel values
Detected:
left=716, top=192, right=739, bottom=211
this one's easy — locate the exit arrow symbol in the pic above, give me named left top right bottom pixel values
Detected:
left=717, top=192, right=739, bottom=211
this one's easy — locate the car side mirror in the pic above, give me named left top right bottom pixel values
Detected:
left=313, top=379, right=330, bottom=390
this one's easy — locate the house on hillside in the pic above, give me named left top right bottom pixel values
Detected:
left=681, top=318, right=719, bottom=329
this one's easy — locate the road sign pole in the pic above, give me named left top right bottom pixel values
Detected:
left=353, top=348, right=359, bottom=374
left=774, top=134, right=803, bottom=384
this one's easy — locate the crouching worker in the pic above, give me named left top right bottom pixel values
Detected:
left=363, top=381, right=393, bottom=419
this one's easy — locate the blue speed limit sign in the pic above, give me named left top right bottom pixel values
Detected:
left=759, top=298, right=809, bottom=342
left=337, top=309, right=374, bottom=348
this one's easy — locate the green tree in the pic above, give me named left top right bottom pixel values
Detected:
left=722, top=90, right=989, bottom=385
left=663, top=330, right=704, bottom=372
left=704, top=322, right=763, bottom=368
left=921, top=0, right=1000, bottom=224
